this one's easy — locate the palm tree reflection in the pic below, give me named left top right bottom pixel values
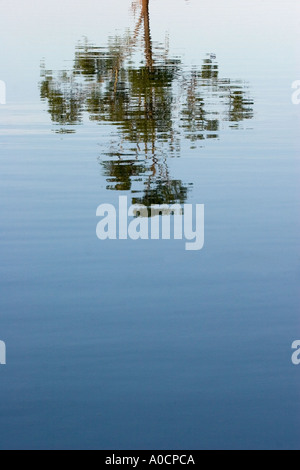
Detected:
left=40, top=0, right=254, bottom=208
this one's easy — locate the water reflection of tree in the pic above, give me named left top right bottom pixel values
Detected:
left=40, top=0, right=253, bottom=207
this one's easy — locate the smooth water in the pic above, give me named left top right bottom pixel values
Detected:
left=0, top=0, right=299, bottom=450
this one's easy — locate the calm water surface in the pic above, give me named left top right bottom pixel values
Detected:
left=0, top=0, right=299, bottom=450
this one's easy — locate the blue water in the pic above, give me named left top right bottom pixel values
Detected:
left=0, top=0, right=299, bottom=450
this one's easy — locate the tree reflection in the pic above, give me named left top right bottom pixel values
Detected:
left=40, top=0, right=254, bottom=208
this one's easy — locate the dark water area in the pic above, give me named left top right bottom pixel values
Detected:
left=0, top=0, right=299, bottom=450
